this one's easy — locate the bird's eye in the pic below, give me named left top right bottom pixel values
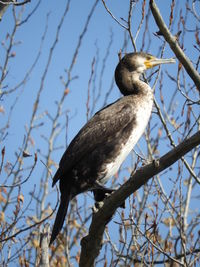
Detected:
left=146, top=55, right=153, bottom=60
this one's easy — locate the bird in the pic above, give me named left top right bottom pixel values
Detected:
left=49, top=52, right=175, bottom=245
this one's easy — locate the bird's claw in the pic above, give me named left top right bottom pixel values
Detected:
left=92, top=201, right=104, bottom=213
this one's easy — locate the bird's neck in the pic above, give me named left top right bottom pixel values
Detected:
left=131, top=76, right=151, bottom=96
left=119, top=70, right=152, bottom=97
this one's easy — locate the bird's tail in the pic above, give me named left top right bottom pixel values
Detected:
left=49, top=193, right=70, bottom=245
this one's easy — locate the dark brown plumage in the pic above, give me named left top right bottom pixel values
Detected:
left=49, top=52, right=175, bottom=245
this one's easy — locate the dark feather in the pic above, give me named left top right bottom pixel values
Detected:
left=52, top=96, right=137, bottom=186
left=49, top=192, right=70, bottom=245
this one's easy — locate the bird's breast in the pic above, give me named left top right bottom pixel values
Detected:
left=100, top=94, right=153, bottom=184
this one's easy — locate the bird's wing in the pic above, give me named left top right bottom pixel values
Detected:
left=52, top=97, right=135, bottom=186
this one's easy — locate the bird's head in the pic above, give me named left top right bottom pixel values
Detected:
left=115, top=52, right=175, bottom=95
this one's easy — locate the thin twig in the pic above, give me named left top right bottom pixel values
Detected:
left=150, top=0, right=200, bottom=91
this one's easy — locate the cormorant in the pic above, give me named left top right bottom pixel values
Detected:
left=49, top=52, right=175, bottom=245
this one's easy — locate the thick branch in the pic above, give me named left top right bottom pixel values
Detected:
left=150, top=0, right=200, bottom=91
left=79, top=130, right=200, bottom=267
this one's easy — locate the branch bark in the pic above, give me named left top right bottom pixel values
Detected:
left=38, top=223, right=50, bottom=267
left=150, top=0, right=200, bottom=91
left=79, top=130, right=200, bottom=267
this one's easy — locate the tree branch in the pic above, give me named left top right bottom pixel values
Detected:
left=79, top=130, right=200, bottom=267
left=39, top=223, right=50, bottom=267
left=0, top=0, right=30, bottom=6
left=0, top=0, right=31, bottom=21
left=149, top=0, right=200, bottom=92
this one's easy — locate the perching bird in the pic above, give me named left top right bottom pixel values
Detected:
left=50, top=52, right=175, bottom=245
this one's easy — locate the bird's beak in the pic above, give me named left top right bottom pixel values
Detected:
left=145, top=57, right=176, bottom=69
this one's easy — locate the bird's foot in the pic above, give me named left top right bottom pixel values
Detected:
left=93, top=188, right=125, bottom=209
left=95, top=201, right=104, bottom=210
left=153, top=159, right=160, bottom=168
left=92, top=201, right=104, bottom=213
left=92, top=184, right=114, bottom=202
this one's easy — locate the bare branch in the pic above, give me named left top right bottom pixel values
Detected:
left=101, top=0, right=128, bottom=30
left=39, top=223, right=50, bottom=267
left=0, top=0, right=30, bottom=6
left=150, top=0, right=200, bottom=91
